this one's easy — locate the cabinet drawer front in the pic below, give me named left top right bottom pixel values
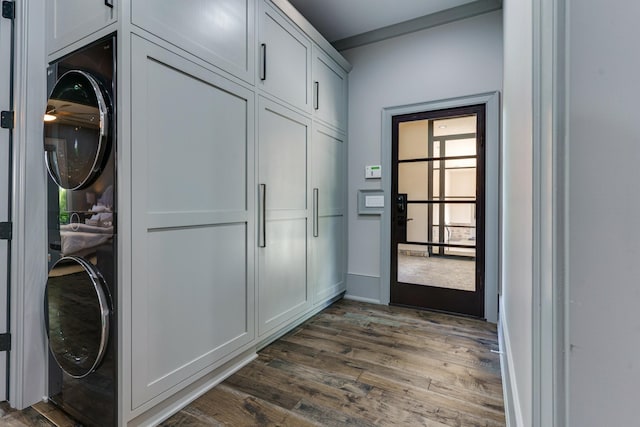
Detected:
left=132, top=0, right=255, bottom=82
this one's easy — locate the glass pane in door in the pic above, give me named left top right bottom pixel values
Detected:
left=397, top=245, right=475, bottom=291
left=396, top=113, right=478, bottom=292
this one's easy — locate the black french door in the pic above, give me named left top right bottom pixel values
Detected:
left=390, top=105, right=485, bottom=318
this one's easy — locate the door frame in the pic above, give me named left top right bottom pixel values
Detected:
left=0, top=0, right=10, bottom=401
left=380, top=92, right=500, bottom=322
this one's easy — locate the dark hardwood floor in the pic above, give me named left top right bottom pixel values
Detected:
left=0, top=402, right=57, bottom=426
left=9, top=299, right=505, bottom=426
left=162, top=299, right=505, bottom=426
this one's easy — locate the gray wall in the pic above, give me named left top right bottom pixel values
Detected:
left=567, top=0, right=640, bottom=425
left=501, top=0, right=532, bottom=424
left=341, top=11, right=503, bottom=302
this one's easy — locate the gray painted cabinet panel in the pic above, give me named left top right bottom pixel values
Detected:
left=313, top=47, right=348, bottom=131
left=46, top=0, right=116, bottom=55
left=259, top=2, right=311, bottom=112
left=311, top=125, right=346, bottom=303
left=130, top=37, right=255, bottom=408
left=257, top=98, right=311, bottom=335
left=131, top=0, right=255, bottom=83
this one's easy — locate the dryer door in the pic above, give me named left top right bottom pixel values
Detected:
left=45, top=256, right=111, bottom=379
left=44, top=70, right=111, bottom=190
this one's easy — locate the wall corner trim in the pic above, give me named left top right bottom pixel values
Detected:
left=499, top=297, right=525, bottom=427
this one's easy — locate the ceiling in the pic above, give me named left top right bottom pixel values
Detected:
left=287, top=0, right=479, bottom=43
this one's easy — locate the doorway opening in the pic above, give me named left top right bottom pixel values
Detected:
left=390, top=104, right=485, bottom=317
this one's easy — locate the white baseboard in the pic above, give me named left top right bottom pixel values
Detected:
left=499, top=298, right=525, bottom=427
left=127, top=351, right=257, bottom=426
left=343, top=294, right=381, bottom=305
left=346, top=273, right=381, bottom=302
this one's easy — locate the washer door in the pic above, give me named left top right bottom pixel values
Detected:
left=44, top=70, right=110, bottom=190
left=45, top=256, right=111, bottom=379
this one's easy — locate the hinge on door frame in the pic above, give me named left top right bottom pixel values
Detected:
left=0, top=111, right=14, bottom=129
left=0, top=222, right=12, bottom=240
left=1, top=1, right=15, bottom=20
left=0, top=333, right=10, bottom=352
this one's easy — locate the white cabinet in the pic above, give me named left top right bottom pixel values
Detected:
left=311, top=125, right=347, bottom=303
left=42, top=0, right=349, bottom=422
left=313, top=46, right=348, bottom=131
left=131, top=0, right=255, bottom=83
left=258, top=1, right=311, bottom=112
left=257, top=97, right=311, bottom=336
left=129, top=36, right=255, bottom=408
left=46, top=0, right=116, bottom=55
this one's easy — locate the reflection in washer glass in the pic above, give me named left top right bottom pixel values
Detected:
left=44, top=70, right=109, bottom=190
left=46, top=257, right=110, bottom=379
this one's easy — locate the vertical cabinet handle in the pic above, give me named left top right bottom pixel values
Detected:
left=260, top=44, right=267, bottom=81
left=104, top=0, right=114, bottom=8
left=258, top=184, right=266, bottom=247
left=313, top=81, right=319, bottom=110
left=313, top=188, right=319, bottom=237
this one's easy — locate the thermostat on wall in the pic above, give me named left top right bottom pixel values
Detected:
left=365, top=165, right=382, bottom=179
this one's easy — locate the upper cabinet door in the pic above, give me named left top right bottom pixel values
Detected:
left=312, top=46, right=348, bottom=131
left=131, top=0, right=255, bottom=83
left=258, top=1, right=311, bottom=112
left=46, top=0, right=116, bottom=55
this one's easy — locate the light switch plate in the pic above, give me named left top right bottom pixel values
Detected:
left=357, top=189, right=384, bottom=215
left=365, top=195, right=384, bottom=208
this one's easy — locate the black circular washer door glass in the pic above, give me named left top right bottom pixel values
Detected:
left=44, top=70, right=110, bottom=190
left=46, top=256, right=110, bottom=379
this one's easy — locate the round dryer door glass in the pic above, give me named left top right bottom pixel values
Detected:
left=45, top=256, right=111, bottom=379
left=44, top=70, right=110, bottom=190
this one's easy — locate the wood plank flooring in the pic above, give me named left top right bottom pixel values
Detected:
left=0, top=402, right=56, bottom=427
left=162, top=299, right=505, bottom=426
left=10, top=299, right=505, bottom=426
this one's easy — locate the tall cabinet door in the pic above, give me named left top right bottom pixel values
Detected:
left=311, top=125, right=347, bottom=303
left=130, top=37, right=255, bottom=408
left=257, top=98, right=311, bottom=336
left=258, top=1, right=311, bottom=112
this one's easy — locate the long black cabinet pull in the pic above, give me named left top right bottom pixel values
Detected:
left=260, top=44, right=267, bottom=81
left=313, top=188, right=319, bottom=237
left=258, top=184, right=266, bottom=247
left=313, top=81, right=319, bottom=110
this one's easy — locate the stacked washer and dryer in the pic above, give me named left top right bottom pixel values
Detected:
left=43, top=36, right=117, bottom=427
